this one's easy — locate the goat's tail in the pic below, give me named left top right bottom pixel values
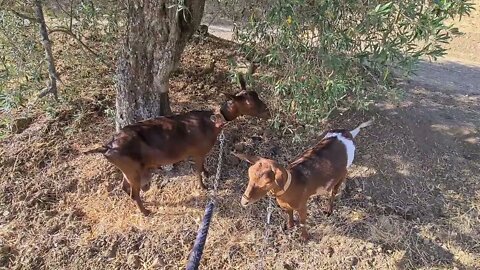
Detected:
left=350, top=119, right=373, bottom=138
left=83, top=146, right=109, bottom=155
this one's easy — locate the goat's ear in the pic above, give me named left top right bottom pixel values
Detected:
left=223, top=93, right=236, bottom=100
left=232, top=152, right=261, bottom=164
left=270, top=165, right=283, bottom=186
left=236, top=90, right=248, bottom=96
left=210, top=114, right=226, bottom=128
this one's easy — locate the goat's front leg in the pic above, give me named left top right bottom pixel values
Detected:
left=131, top=181, right=151, bottom=216
left=298, top=206, right=309, bottom=241
left=285, top=209, right=295, bottom=230
left=193, top=156, right=207, bottom=189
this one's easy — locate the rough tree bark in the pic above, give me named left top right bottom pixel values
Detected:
left=34, top=0, right=60, bottom=100
left=116, top=0, right=206, bottom=130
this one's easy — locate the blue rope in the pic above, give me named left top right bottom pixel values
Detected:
left=186, top=200, right=215, bottom=270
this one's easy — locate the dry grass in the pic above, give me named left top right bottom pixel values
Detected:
left=1, top=30, right=480, bottom=270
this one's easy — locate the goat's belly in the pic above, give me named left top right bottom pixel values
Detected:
left=312, top=178, right=337, bottom=196
left=143, top=149, right=189, bottom=167
left=313, top=187, right=331, bottom=197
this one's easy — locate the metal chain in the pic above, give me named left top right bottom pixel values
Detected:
left=258, top=195, right=274, bottom=270
left=185, top=131, right=225, bottom=270
left=210, top=130, right=225, bottom=202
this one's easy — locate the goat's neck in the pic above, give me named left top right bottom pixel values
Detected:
left=270, top=169, right=292, bottom=198
left=219, top=105, right=239, bottom=121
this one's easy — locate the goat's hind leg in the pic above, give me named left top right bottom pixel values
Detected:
left=324, top=176, right=347, bottom=216
left=140, top=170, right=152, bottom=192
left=193, top=156, right=208, bottom=189
left=124, top=171, right=151, bottom=216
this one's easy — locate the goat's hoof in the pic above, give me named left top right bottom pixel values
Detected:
left=301, top=232, right=310, bottom=241
left=322, top=208, right=333, bottom=217
left=197, top=182, right=207, bottom=190
left=285, top=222, right=295, bottom=230
left=141, top=209, right=152, bottom=216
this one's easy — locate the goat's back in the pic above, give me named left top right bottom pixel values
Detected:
left=289, top=137, right=348, bottom=192
left=104, top=111, right=219, bottom=168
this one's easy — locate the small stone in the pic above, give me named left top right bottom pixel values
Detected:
left=150, top=257, right=165, bottom=268
left=269, top=146, right=280, bottom=156
left=346, top=256, right=358, bottom=266
left=11, top=117, right=33, bottom=134
left=127, top=254, right=140, bottom=268
left=367, top=249, right=374, bottom=256
left=48, top=224, right=61, bottom=234
left=0, top=245, right=12, bottom=267
left=234, top=143, right=245, bottom=152
left=363, top=154, right=372, bottom=159
left=104, top=242, right=118, bottom=259
left=323, top=246, right=334, bottom=257
left=227, top=155, right=240, bottom=166
left=45, top=210, right=58, bottom=217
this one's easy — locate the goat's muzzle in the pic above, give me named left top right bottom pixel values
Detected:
left=260, top=109, right=270, bottom=119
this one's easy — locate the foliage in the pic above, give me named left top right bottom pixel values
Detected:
left=0, top=8, right=44, bottom=110
left=0, top=0, right=123, bottom=112
left=238, top=0, right=475, bottom=133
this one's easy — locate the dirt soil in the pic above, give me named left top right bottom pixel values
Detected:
left=1, top=2, right=480, bottom=270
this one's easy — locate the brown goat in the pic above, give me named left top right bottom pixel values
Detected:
left=86, top=77, right=269, bottom=215
left=233, top=120, right=372, bottom=240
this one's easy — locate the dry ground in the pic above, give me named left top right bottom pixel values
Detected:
left=1, top=4, right=480, bottom=270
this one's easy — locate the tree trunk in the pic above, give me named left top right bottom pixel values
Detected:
left=116, top=0, right=206, bottom=130
left=34, top=0, right=59, bottom=100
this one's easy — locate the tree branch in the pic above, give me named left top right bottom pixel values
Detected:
left=34, top=0, right=59, bottom=100
left=48, top=26, right=113, bottom=69
left=9, top=9, right=39, bottom=23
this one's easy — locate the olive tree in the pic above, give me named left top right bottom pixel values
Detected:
left=115, top=0, right=206, bottom=130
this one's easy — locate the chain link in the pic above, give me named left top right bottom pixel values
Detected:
left=258, top=195, right=274, bottom=270
left=210, top=130, right=225, bottom=202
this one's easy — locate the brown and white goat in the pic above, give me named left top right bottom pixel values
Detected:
left=85, top=77, right=269, bottom=216
left=233, top=120, right=372, bottom=240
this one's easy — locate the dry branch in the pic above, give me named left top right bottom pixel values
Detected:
left=34, top=0, right=59, bottom=100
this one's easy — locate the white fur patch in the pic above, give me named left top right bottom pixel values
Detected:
left=324, top=132, right=355, bottom=168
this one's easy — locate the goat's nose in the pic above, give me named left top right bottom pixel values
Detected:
left=240, top=196, right=249, bottom=207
